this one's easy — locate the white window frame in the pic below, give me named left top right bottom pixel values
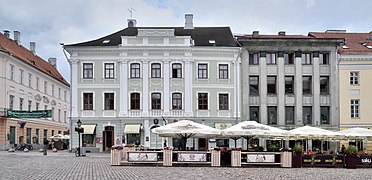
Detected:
left=350, top=71, right=359, bottom=85
left=81, top=62, right=95, bottom=79
left=196, top=91, right=209, bottom=110
left=197, top=62, right=209, bottom=79
left=217, top=63, right=229, bottom=79
left=82, top=91, right=95, bottom=111
left=28, top=73, right=32, bottom=87
left=9, top=64, right=15, bottom=81
left=103, top=62, right=116, bottom=79
left=351, top=99, right=360, bottom=118
left=217, top=92, right=230, bottom=110
left=102, top=91, right=116, bottom=110
left=19, top=69, right=24, bottom=84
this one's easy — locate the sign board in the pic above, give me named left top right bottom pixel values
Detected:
left=128, top=152, right=158, bottom=162
left=178, top=153, right=207, bottom=162
left=247, top=154, right=275, bottom=163
left=7, top=110, right=52, bottom=118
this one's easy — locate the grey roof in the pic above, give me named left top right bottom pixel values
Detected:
left=66, top=27, right=238, bottom=47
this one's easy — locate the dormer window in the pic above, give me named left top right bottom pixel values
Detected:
left=209, top=40, right=215, bottom=44
left=102, top=40, right=110, bottom=43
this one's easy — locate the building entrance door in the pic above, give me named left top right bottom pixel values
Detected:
left=9, top=126, right=16, bottom=145
left=103, top=126, right=114, bottom=151
left=198, top=138, right=207, bottom=150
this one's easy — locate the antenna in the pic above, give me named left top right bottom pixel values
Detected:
left=128, top=7, right=136, bottom=18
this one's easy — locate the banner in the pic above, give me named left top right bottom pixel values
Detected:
left=7, top=110, right=52, bottom=118
left=247, top=154, right=275, bottom=163
left=178, top=153, right=207, bottom=162
left=128, top=152, right=158, bottom=162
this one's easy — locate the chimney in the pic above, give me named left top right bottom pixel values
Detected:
left=252, top=31, right=259, bottom=37
left=30, top=42, right=36, bottom=55
left=184, top=14, right=194, bottom=29
left=13, top=31, right=20, bottom=45
left=278, top=31, right=286, bottom=36
left=127, top=19, right=137, bottom=27
left=48, top=58, right=57, bottom=68
left=3, top=30, right=10, bottom=38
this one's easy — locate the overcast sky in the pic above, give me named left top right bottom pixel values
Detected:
left=1, top=0, right=371, bottom=82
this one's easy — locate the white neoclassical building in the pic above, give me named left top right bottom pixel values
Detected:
left=0, top=30, right=70, bottom=150
left=64, top=14, right=241, bottom=152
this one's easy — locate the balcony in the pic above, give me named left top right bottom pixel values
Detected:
left=218, top=110, right=231, bottom=117
left=171, top=110, right=184, bottom=117
left=150, top=110, right=163, bottom=117
left=103, top=110, right=116, bottom=117
left=129, top=110, right=141, bottom=117
left=81, top=110, right=95, bottom=117
left=197, top=110, right=210, bottom=117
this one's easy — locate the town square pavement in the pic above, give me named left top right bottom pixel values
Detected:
left=0, top=150, right=371, bottom=180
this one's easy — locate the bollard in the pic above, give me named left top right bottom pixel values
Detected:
left=43, top=149, right=47, bottom=156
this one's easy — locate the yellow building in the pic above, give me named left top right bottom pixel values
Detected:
left=310, top=31, right=372, bottom=153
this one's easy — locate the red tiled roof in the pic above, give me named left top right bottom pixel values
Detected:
left=0, top=33, right=69, bottom=87
left=237, top=34, right=312, bottom=39
left=309, top=32, right=372, bottom=54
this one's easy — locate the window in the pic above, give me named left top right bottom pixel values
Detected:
left=130, top=63, right=140, bottom=78
left=64, top=91, right=67, bottom=101
left=52, top=130, right=54, bottom=136
left=172, top=63, right=182, bottom=78
left=267, top=106, right=277, bottom=125
left=36, top=77, right=39, bottom=90
left=266, top=53, right=276, bottom=64
left=58, top=88, right=61, bottom=99
left=285, top=76, right=294, bottom=94
left=285, top=106, right=295, bottom=125
left=64, top=111, right=67, bottom=123
left=284, top=53, right=294, bottom=65
left=198, top=93, right=208, bottom=110
left=320, top=53, right=329, bottom=65
left=44, top=81, right=48, bottom=94
left=35, top=129, right=39, bottom=144
left=321, top=106, right=330, bottom=124
left=83, top=63, right=93, bottom=79
left=198, top=64, right=208, bottom=79
left=36, top=102, right=39, bottom=110
left=83, top=93, right=93, bottom=110
left=52, top=84, right=55, bottom=97
left=51, top=107, right=54, bottom=120
left=19, top=98, right=24, bottom=110
left=267, top=76, right=277, bottom=94
left=104, top=63, right=114, bottom=79
left=320, top=76, right=329, bottom=95
left=172, top=93, right=182, bottom=110
left=303, top=76, right=312, bottom=95
left=249, top=76, right=259, bottom=95
left=58, top=109, right=61, bottom=122
left=104, top=93, right=115, bottom=110
left=9, top=95, right=14, bottom=110
left=130, top=93, right=140, bottom=110
left=219, top=94, right=229, bottom=110
left=151, top=63, right=161, bottom=78
left=351, top=99, right=359, bottom=118
left=219, top=64, right=228, bottom=79
left=9, top=65, right=14, bottom=80
left=302, top=53, right=312, bottom=64
left=350, top=72, right=359, bottom=85
left=151, top=93, right=161, bottom=109
left=19, top=69, right=24, bottom=84
left=28, top=100, right=32, bottom=111
left=303, top=106, right=312, bottom=125
left=249, top=53, right=259, bottom=65
left=28, top=73, right=32, bottom=87
left=43, top=129, right=48, bottom=145
left=250, top=106, right=259, bottom=122
left=26, top=128, right=31, bottom=144
left=44, top=105, right=47, bottom=110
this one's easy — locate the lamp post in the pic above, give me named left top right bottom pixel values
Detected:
left=153, top=118, right=159, bottom=149
left=77, top=119, right=82, bottom=156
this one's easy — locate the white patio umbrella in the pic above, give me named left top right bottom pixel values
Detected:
left=221, top=121, right=289, bottom=148
left=151, top=120, right=221, bottom=150
left=338, top=128, right=372, bottom=141
left=221, top=121, right=289, bottom=139
left=288, top=126, right=343, bottom=140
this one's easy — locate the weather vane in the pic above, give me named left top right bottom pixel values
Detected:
left=128, top=7, right=136, bottom=18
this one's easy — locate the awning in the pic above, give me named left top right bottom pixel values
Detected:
left=215, top=123, right=232, bottom=130
left=81, top=125, right=96, bottom=134
left=124, top=124, right=141, bottom=134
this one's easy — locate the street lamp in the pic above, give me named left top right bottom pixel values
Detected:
left=76, top=119, right=82, bottom=156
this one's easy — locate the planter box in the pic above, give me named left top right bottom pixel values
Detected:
left=231, top=150, right=241, bottom=167
left=163, top=149, right=173, bottom=166
left=292, top=153, right=302, bottom=168
left=123, top=147, right=136, bottom=160
left=211, top=150, right=221, bottom=167
left=281, top=151, right=292, bottom=168
left=110, top=149, right=123, bottom=166
left=345, top=154, right=359, bottom=169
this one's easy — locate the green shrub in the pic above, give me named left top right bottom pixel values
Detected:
left=293, top=145, right=304, bottom=153
left=346, top=145, right=357, bottom=155
left=267, top=144, right=280, bottom=152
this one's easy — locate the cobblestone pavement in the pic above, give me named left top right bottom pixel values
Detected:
left=0, top=151, right=371, bottom=180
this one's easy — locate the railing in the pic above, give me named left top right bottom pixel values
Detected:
left=150, top=110, right=162, bottom=117
left=103, top=110, right=116, bottom=117
left=171, top=110, right=183, bottom=117
left=197, top=110, right=210, bottom=117
left=81, top=111, right=95, bottom=117
left=218, top=110, right=230, bottom=117
left=129, top=110, right=141, bottom=117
